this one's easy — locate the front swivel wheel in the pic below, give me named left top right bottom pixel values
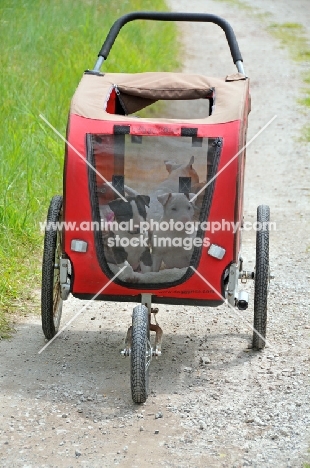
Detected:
left=130, top=305, right=151, bottom=403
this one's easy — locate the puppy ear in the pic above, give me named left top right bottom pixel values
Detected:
left=187, top=156, right=195, bottom=168
left=164, top=161, right=173, bottom=173
left=164, top=160, right=180, bottom=173
left=137, top=195, right=150, bottom=207
left=108, top=199, right=123, bottom=213
left=157, top=193, right=171, bottom=206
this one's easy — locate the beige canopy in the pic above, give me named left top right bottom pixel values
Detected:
left=71, top=71, right=249, bottom=124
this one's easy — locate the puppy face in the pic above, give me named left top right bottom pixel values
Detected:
left=157, top=192, right=195, bottom=223
left=134, top=195, right=150, bottom=221
left=108, top=195, right=150, bottom=231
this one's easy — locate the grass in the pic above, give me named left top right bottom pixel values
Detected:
left=267, top=22, right=310, bottom=61
left=213, top=0, right=271, bottom=21
left=0, top=0, right=179, bottom=337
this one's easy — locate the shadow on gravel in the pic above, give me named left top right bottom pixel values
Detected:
left=0, top=319, right=260, bottom=413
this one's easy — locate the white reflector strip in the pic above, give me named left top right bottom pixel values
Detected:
left=208, top=244, right=226, bottom=260
left=71, top=240, right=88, bottom=252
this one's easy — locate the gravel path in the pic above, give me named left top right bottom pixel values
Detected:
left=1, top=1, right=309, bottom=467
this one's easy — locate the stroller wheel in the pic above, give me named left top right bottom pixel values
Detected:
left=41, top=195, right=63, bottom=340
left=252, top=205, right=270, bottom=350
left=130, top=305, right=151, bottom=403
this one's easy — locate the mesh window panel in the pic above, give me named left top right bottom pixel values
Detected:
left=87, top=134, right=222, bottom=288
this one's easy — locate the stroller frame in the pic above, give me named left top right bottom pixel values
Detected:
left=41, top=12, right=271, bottom=403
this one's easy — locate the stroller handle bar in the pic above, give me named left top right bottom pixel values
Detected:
left=94, top=12, right=245, bottom=75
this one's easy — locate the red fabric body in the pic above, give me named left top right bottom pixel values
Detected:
left=63, top=113, right=245, bottom=302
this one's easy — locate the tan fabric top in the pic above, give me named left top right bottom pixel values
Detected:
left=70, top=72, right=249, bottom=124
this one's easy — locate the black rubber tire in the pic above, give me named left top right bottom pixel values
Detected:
left=130, top=305, right=150, bottom=404
left=252, top=205, right=270, bottom=350
left=41, top=195, right=63, bottom=340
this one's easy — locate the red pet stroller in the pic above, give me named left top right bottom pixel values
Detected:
left=41, top=12, right=271, bottom=403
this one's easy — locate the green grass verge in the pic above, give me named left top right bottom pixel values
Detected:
left=0, top=0, right=179, bottom=337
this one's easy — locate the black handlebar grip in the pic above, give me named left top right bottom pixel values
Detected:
left=98, top=11, right=243, bottom=65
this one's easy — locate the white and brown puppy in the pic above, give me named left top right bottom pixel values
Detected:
left=151, top=192, right=196, bottom=272
left=124, top=156, right=199, bottom=222
left=148, top=156, right=199, bottom=222
left=105, top=195, right=152, bottom=273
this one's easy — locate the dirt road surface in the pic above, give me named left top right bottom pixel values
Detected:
left=1, top=0, right=309, bottom=467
